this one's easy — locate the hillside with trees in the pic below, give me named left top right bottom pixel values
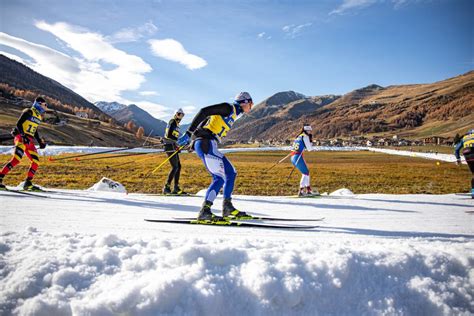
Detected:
left=227, top=71, right=474, bottom=142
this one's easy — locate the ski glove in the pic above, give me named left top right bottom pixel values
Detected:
left=39, top=139, right=47, bottom=149
left=177, top=132, right=191, bottom=147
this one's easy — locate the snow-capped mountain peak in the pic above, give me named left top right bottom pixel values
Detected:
left=94, top=101, right=127, bottom=114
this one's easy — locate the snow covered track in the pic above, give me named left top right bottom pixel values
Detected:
left=1, top=190, right=473, bottom=315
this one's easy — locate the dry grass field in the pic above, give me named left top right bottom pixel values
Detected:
left=0, top=150, right=470, bottom=195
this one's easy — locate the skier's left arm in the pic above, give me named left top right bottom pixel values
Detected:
left=34, top=130, right=46, bottom=149
left=303, top=135, right=313, bottom=151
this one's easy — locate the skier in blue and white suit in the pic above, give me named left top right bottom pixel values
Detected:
left=177, top=92, right=254, bottom=221
left=291, top=125, right=319, bottom=196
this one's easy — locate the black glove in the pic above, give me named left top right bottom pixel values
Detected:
left=10, top=128, right=19, bottom=137
left=21, top=134, right=30, bottom=145
left=39, top=139, right=47, bottom=149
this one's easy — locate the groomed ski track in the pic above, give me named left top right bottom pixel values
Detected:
left=1, top=189, right=473, bottom=315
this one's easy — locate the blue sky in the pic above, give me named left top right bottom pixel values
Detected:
left=0, top=0, right=472, bottom=122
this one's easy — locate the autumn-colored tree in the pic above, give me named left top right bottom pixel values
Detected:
left=126, top=120, right=136, bottom=132
left=136, top=126, right=145, bottom=139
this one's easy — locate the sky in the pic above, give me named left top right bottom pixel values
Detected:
left=0, top=0, right=472, bottom=123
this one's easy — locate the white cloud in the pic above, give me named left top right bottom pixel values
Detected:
left=107, top=21, right=158, bottom=43
left=257, top=32, right=272, bottom=40
left=329, top=0, right=414, bottom=15
left=1, top=23, right=154, bottom=104
left=0, top=51, right=29, bottom=64
left=139, top=91, right=160, bottom=96
left=149, top=39, right=207, bottom=70
left=182, top=105, right=196, bottom=114
left=282, top=23, right=312, bottom=39
left=0, top=32, right=85, bottom=98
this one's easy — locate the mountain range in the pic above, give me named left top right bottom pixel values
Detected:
left=1, top=53, right=472, bottom=145
left=227, top=71, right=474, bottom=142
left=95, top=102, right=167, bottom=137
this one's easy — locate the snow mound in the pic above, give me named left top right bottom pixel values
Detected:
left=330, top=188, right=355, bottom=196
left=88, top=177, right=127, bottom=193
left=1, top=231, right=472, bottom=315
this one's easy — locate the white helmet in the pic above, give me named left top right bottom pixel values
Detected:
left=175, top=108, right=184, bottom=116
left=234, top=92, right=253, bottom=105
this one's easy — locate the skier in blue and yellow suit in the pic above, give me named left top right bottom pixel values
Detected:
left=454, top=129, right=474, bottom=198
left=0, top=96, right=47, bottom=191
left=291, top=125, right=319, bottom=196
left=177, top=92, right=253, bottom=221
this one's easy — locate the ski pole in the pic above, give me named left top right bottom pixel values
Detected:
left=142, top=129, right=154, bottom=147
left=264, top=152, right=292, bottom=173
left=48, top=147, right=136, bottom=162
left=69, top=151, right=151, bottom=162
left=111, top=151, right=161, bottom=168
left=150, top=145, right=185, bottom=175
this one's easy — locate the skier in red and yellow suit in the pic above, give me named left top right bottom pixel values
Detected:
left=0, top=97, right=47, bottom=191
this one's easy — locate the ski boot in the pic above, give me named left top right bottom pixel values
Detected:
left=471, top=188, right=474, bottom=199
left=197, top=201, right=226, bottom=222
left=222, top=198, right=252, bottom=219
left=162, top=184, right=172, bottom=195
left=172, top=185, right=187, bottom=195
left=0, top=175, right=6, bottom=190
left=23, top=179, right=42, bottom=191
left=298, top=187, right=308, bottom=197
left=306, top=186, right=320, bottom=196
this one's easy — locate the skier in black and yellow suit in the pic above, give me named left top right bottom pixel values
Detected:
left=176, top=92, right=254, bottom=221
left=0, top=96, right=47, bottom=191
left=162, top=108, right=186, bottom=195
left=455, top=129, right=474, bottom=198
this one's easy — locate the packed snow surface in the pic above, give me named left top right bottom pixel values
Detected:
left=1, top=188, right=473, bottom=315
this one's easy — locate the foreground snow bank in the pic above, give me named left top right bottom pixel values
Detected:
left=1, top=229, right=472, bottom=316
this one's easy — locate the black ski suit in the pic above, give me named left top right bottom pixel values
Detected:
left=163, top=117, right=181, bottom=188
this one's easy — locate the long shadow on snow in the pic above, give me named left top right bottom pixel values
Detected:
left=321, top=226, right=474, bottom=239
left=231, top=196, right=416, bottom=213
left=355, top=197, right=473, bottom=209
left=33, top=193, right=200, bottom=213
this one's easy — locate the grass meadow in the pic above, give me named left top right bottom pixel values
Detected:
left=0, top=150, right=470, bottom=195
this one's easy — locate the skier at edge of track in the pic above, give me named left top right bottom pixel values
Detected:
left=176, top=92, right=253, bottom=221
left=290, top=124, right=320, bottom=197
left=162, top=108, right=187, bottom=195
left=0, top=96, right=48, bottom=191
left=454, top=128, right=474, bottom=199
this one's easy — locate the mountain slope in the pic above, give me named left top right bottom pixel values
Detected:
left=0, top=54, right=100, bottom=112
left=95, top=101, right=167, bottom=136
left=228, top=72, right=474, bottom=142
left=0, top=101, right=146, bottom=146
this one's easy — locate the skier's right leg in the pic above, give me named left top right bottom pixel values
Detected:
left=292, top=154, right=310, bottom=196
left=194, top=139, right=226, bottom=220
left=22, top=142, right=41, bottom=191
left=0, top=137, right=25, bottom=188
left=164, top=152, right=179, bottom=194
